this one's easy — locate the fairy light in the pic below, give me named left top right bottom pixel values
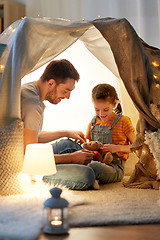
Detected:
left=153, top=74, right=158, bottom=79
left=152, top=61, right=159, bottom=67
left=0, top=64, right=4, bottom=70
left=0, top=64, right=4, bottom=73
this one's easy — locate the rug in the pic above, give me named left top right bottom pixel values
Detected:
left=69, top=178, right=160, bottom=226
left=0, top=179, right=160, bottom=240
left=0, top=182, right=85, bottom=240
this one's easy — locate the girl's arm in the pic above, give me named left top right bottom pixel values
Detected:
left=100, top=131, right=136, bottom=154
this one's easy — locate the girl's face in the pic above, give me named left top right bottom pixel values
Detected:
left=93, top=99, right=116, bottom=122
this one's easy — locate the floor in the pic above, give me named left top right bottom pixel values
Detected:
left=38, top=224, right=160, bottom=240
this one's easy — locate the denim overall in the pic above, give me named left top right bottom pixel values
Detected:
left=90, top=114, right=122, bottom=144
left=88, top=113, right=125, bottom=183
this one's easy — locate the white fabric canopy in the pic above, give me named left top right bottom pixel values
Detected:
left=0, top=17, right=120, bottom=126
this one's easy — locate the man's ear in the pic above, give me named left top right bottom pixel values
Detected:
left=48, top=79, right=55, bottom=88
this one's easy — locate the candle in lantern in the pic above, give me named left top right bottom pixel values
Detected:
left=51, top=217, right=62, bottom=226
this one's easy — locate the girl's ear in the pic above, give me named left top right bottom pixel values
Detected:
left=113, top=100, right=117, bottom=108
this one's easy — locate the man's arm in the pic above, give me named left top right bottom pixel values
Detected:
left=55, top=150, right=94, bottom=165
left=23, top=128, right=38, bottom=151
left=38, top=130, right=86, bottom=144
left=23, top=128, right=94, bottom=164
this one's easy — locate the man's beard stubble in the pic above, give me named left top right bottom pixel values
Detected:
left=45, top=86, right=59, bottom=104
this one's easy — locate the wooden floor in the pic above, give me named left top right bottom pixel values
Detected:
left=38, top=224, right=160, bottom=240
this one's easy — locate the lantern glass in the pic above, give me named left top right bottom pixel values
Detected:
left=43, top=207, right=69, bottom=234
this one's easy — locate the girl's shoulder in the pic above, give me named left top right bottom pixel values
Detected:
left=119, top=115, right=135, bottom=132
left=118, top=114, right=134, bottom=126
left=120, top=115, right=131, bottom=121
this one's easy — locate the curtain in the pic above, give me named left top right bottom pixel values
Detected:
left=26, top=0, right=160, bottom=49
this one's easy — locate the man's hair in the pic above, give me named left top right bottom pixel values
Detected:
left=40, top=59, right=80, bottom=84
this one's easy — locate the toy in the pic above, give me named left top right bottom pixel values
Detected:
left=83, top=140, right=113, bottom=165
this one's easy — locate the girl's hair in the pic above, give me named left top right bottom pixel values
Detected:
left=92, top=83, right=122, bottom=114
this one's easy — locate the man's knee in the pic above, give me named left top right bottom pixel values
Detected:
left=52, top=139, right=82, bottom=154
left=43, top=164, right=95, bottom=190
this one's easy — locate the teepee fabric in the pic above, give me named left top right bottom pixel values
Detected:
left=0, top=17, right=160, bottom=193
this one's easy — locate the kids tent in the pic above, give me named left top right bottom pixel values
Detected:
left=0, top=17, right=160, bottom=195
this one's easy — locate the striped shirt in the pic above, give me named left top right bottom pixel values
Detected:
left=85, top=113, right=135, bottom=161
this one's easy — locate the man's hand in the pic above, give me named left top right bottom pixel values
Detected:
left=71, top=150, right=94, bottom=165
left=67, top=130, right=86, bottom=144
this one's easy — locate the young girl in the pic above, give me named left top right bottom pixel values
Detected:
left=43, top=83, right=135, bottom=190
left=86, top=83, right=136, bottom=185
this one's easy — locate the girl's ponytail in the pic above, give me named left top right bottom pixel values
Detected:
left=114, top=102, right=122, bottom=114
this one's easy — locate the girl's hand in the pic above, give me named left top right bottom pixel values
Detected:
left=100, top=144, right=118, bottom=154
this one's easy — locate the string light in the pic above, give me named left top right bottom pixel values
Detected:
left=153, top=74, right=158, bottom=79
left=0, top=64, right=4, bottom=73
left=152, top=61, right=159, bottom=67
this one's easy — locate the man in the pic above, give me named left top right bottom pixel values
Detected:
left=21, top=59, right=96, bottom=189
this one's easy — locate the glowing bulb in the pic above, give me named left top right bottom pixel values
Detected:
left=0, top=64, right=4, bottom=71
left=153, top=74, right=158, bottom=79
left=152, top=61, right=159, bottom=67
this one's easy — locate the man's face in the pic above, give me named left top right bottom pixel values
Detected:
left=45, top=78, right=75, bottom=104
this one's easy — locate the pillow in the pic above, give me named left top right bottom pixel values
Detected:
left=0, top=119, right=25, bottom=195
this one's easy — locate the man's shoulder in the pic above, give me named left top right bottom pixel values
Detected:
left=21, top=81, right=45, bottom=109
left=21, top=81, right=39, bottom=97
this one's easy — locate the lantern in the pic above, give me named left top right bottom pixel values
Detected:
left=43, top=187, right=69, bottom=235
